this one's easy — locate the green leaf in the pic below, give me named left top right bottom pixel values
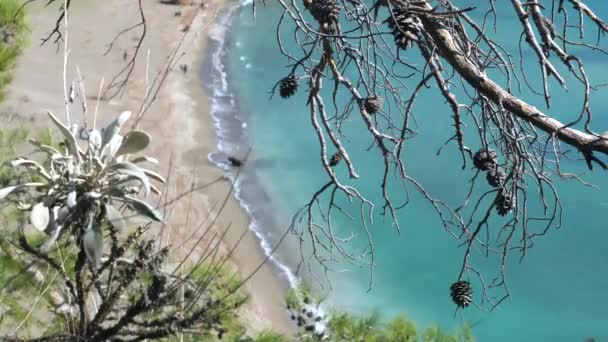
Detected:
left=47, top=111, right=82, bottom=161
left=105, top=203, right=127, bottom=233
left=11, top=158, right=52, bottom=180
left=40, top=209, right=62, bottom=254
left=83, top=225, right=103, bottom=269
left=0, top=182, right=44, bottom=200
left=101, top=111, right=131, bottom=148
left=28, top=138, right=61, bottom=156
left=106, top=161, right=150, bottom=195
left=108, top=187, right=126, bottom=198
left=104, top=134, right=123, bottom=159
left=123, top=195, right=163, bottom=222
left=115, top=130, right=150, bottom=156
left=30, top=202, right=49, bottom=231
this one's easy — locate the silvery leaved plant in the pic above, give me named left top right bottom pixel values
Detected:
left=0, top=110, right=164, bottom=268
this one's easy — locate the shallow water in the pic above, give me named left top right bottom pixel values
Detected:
left=206, top=2, right=608, bottom=340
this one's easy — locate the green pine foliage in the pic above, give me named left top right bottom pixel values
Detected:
left=252, top=330, right=291, bottom=342
left=0, top=128, right=63, bottom=334
left=0, top=0, right=28, bottom=101
left=0, top=0, right=28, bottom=100
left=314, top=313, right=473, bottom=342
left=0, top=126, right=28, bottom=185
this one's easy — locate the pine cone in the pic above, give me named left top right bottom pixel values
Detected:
left=306, top=0, right=341, bottom=25
left=486, top=166, right=506, bottom=188
left=385, top=6, right=422, bottom=50
left=473, top=148, right=497, bottom=171
left=496, top=189, right=516, bottom=216
left=364, top=95, right=383, bottom=114
left=329, top=152, right=342, bottom=167
left=450, top=280, right=473, bottom=308
left=279, top=75, right=299, bottom=99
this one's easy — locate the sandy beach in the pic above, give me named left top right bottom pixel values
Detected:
left=1, top=0, right=291, bottom=335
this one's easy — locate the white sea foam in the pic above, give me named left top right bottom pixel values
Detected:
left=205, top=1, right=300, bottom=293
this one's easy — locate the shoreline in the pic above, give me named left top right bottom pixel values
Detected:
left=1, top=0, right=292, bottom=335
left=191, top=1, right=296, bottom=334
left=202, top=1, right=300, bottom=292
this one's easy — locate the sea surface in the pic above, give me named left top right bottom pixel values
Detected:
left=203, top=2, right=608, bottom=341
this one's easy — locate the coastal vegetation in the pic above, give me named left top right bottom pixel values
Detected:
left=0, top=121, right=474, bottom=339
left=0, top=0, right=606, bottom=340
left=0, top=111, right=255, bottom=340
left=276, top=286, right=474, bottom=342
left=0, top=0, right=27, bottom=101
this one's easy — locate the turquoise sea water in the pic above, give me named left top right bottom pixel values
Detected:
left=208, top=2, right=608, bottom=341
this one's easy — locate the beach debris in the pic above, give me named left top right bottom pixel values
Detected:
left=123, top=51, right=128, bottom=61
left=227, top=156, right=243, bottom=167
left=174, top=10, right=182, bottom=17
left=291, top=303, right=328, bottom=338
left=495, top=189, right=516, bottom=216
left=179, top=63, right=188, bottom=74
left=363, top=94, right=383, bottom=114
left=279, top=74, right=299, bottom=99
left=472, top=148, right=498, bottom=171
left=285, top=288, right=328, bottom=339
left=385, top=6, right=423, bottom=50
left=328, top=152, right=341, bottom=167
left=450, top=280, right=473, bottom=308
left=486, top=166, right=506, bottom=188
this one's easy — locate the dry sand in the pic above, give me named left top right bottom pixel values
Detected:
left=1, top=0, right=291, bottom=335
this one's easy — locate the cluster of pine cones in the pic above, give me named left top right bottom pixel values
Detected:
left=473, top=148, right=515, bottom=216
left=450, top=280, right=473, bottom=308
left=385, top=3, right=423, bottom=50
left=304, top=0, right=341, bottom=32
